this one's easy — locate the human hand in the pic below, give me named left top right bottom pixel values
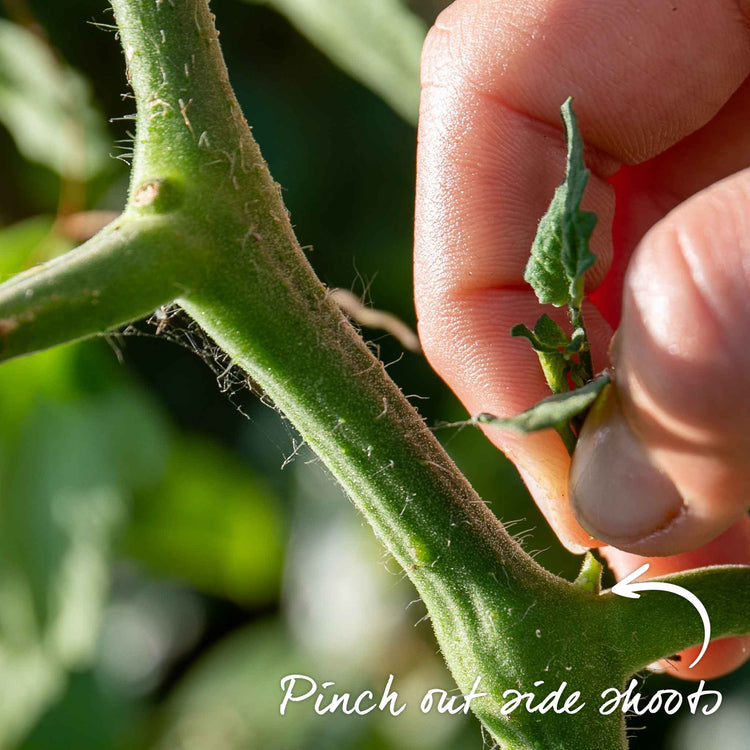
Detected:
left=414, top=0, right=750, bottom=679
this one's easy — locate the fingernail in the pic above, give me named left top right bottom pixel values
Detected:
left=569, top=384, right=684, bottom=550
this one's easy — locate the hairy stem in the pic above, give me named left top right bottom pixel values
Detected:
left=602, top=566, right=750, bottom=672
left=0, top=215, right=195, bottom=360
left=570, top=304, right=593, bottom=384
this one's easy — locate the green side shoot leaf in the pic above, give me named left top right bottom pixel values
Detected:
left=511, top=314, right=570, bottom=352
left=532, top=313, right=572, bottom=348
left=480, top=99, right=602, bottom=453
left=511, top=314, right=589, bottom=396
left=476, top=374, right=609, bottom=434
left=573, top=551, right=603, bottom=594
left=524, top=97, right=597, bottom=309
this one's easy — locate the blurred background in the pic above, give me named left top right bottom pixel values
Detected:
left=0, top=1, right=747, bottom=748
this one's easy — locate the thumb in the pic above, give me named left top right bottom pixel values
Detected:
left=571, top=168, right=750, bottom=556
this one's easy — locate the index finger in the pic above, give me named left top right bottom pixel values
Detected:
left=414, top=0, right=750, bottom=550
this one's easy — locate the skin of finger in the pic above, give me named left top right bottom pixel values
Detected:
left=416, top=0, right=750, bottom=531
left=623, top=76, right=750, bottom=206
left=416, top=0, right=750, bottom=675
left=423, top=0, right=749, bottom=164
left=417, top=0, right=750, bottom=312
left=613, top=169, right=750, bottom=553
left=592, top=77, right=750, bottom=328
left=414, top=95, right=616, bottom=299
left=569, top=383, right=688, bottom=556
left=602, top=517, right=750, bottom=680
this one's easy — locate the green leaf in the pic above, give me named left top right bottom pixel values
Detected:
left=257, top=0, right=426, bottom=124
left=533, top=313, right=571, bottom=348
left=0, top=217, right=52, bottom=281
left=511, top=322, right=550, bottom=352
left=125, top=436, right=284, bottom=605
left=476, top=374, right=609, bottom=434
left=573, top=552, right=603, bottom=594
left=523, top=98, right=597, bottom=308
left=511, top=314, right=570, bottom=353
left=0, top=217, right=75, bottom=283
left=0, top=344, right=169, bottom=747
left=513, top=315, right=575, bottom=395
left=0, top=20, right=110, bottom=178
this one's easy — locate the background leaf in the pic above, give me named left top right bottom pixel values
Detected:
left=0, top=217, right=76, bottom=283
left=255, top=0, right=426, bottom=123
left=125, top=436, right=285, bottom=606
left=0, top=346, right=170, bottom=747
left=0, top=19, right=110, bottom=179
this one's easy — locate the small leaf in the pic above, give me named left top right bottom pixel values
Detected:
left=559, top=101, right=598, bottom=307
left=534, top=314, right=571, bottom=348
left=475, top=374, right=609, bottom=434
left=513, top=315, right=576, bottom=395
left=511, top=323, right=553, bottom=353
left=523, top=98, right=597, bottom=308
left=565, top=327, right=586, bottom=355
left=573, top=551, right=603, bottom=594
left=125, top=436, right=284, bottom=605
left=511, top=315, right=571, bottom=353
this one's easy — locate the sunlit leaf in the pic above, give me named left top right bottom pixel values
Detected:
left=0, top=217, right=52, bottom=280
left=476, top=375, right=609, bottom=434
left=532, top=314, right=571, bottom=349
left=0, top=344, right=169, bottom=746
left=524, top=98, right=597, bottom=308
left=257, top=0, right=426, bottom=123
left=512, top=315, right=573, bottom=395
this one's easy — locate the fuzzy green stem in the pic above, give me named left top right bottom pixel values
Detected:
left=0, top=215, right=197, bottom=360
left=570, top=304, right=593, bottom=383
left=180, top=260, right=636, bottom=747
left=537, top=343, right=578, bottom=454
left=111, top=4, right=629, bottom=747
left=556, top=420, right=577, bottom=455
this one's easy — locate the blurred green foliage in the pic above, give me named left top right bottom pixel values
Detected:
left=125, top=436, right=284, bottom=606
left=251, top=0, right=425, bottom=123
left=0, top=19, right=110, bottom=179
left=0, top=1, right=747, bottom=749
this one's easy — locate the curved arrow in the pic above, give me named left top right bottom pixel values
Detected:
left=611, top=563, right=711, bottom=669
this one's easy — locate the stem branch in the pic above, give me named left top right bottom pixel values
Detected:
left=0, top=215, right=195, bottom=360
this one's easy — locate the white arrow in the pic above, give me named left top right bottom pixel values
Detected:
left=611, top=563, right=711, bottom=669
